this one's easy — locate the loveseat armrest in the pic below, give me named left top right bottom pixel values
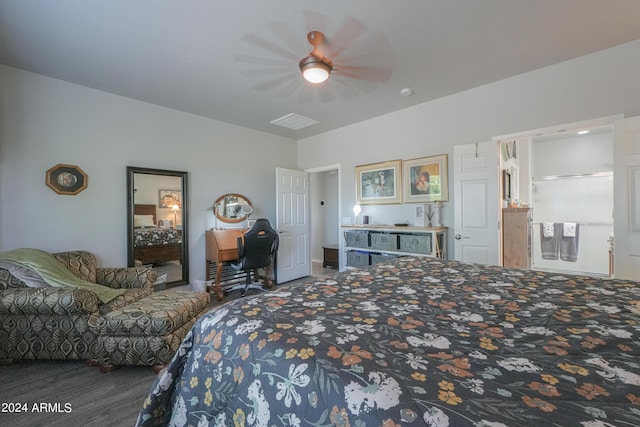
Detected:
left=0, top=287, right=99, bottom=316
left=96, top=267, right=157, bottom=290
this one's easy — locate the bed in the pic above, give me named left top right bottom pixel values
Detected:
left=136, top=256, right=640, bottom=426
left=133, top=204, right=182, bottom=265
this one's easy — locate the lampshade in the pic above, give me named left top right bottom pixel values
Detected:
left=241, top=205, right=254, bottom=215
left=299, top=56, right=332, bottom=84
left=171, top=204, right=180, bottom=211
left=353, top=204, right=361, bottom=216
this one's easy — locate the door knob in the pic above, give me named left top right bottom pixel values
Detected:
left=454, top=234, right=470, bottom=240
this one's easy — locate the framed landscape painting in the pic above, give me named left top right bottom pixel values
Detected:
left=355, top=160, right=402, bottom=205
left=402, top=154, right=449, bottom=203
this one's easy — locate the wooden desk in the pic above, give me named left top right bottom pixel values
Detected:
left=205, top=229, right=245, bottom=300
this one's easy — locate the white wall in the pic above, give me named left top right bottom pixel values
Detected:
left=0, top=65, right=297, bottom=282
left=298, top=39, right=640, bottom=258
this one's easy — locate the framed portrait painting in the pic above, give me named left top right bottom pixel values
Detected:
left=45, top=163, right=88, bottom=195
left=402, top=154, right=449, bottom=203
left=355, top=159, right=402, bottom=205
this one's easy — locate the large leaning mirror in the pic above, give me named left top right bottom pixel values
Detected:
left=127, top=166, right=189, bottom=287
left=213, top=193, right=253, bottom=225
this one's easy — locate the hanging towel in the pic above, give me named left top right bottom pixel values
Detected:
left=540, top=223, right=560, bottom=260
left=542, top=222, right=555, bottom=238
left=563, top=222, right=577, bottom=238
left=560, top=223, right=580, bottom=262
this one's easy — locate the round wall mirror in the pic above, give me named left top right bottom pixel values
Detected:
left=213, top=193, right=253, bottom=223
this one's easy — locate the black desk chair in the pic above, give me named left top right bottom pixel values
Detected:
left=229, top=219, right=279, bottom=296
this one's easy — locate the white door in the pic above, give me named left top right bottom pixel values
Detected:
left=453, top=141, right=500, bottom=265
left=613, top=116, right=640, bottom=280
left=276, top=167, right=311, bottom=282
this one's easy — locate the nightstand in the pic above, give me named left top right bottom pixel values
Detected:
left=323, top=245, right=339, bottom=269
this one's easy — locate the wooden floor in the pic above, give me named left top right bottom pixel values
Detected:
left=0, top=360, right=156, bottom=426
left=0, top=263, right=335, bottom=426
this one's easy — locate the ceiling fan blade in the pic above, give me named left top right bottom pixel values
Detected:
left=252, top=72, right=299, bottom=92
left=242, top=33, right=299, bottom=61
left=273, top=78, right=303, bottom=98
left=332, top=74, right=378, bottom=96
left=324, top=16, right=368, bottom=59
left=238, top=66, right=295, bottom=77
left=326, top=78, right=359, bottom=101
left=265, top=22, right=306, bottom=56
left=333, top=64, right=393, bottom=83
left=236, top=54, right=293, bottom=68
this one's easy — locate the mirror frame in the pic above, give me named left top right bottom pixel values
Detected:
left=213, top=193, right=253, bottom=224
left=127, top=166, right=189, bottom=286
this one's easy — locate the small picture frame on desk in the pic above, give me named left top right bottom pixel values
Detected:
left=414, top=204, right=430, bottom=227
left=247, top=219, right=257, bottom=228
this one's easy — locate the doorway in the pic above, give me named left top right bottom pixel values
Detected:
left=497, top=116, right=618, bottom=277
left=308, top=165, right=341, bottom=272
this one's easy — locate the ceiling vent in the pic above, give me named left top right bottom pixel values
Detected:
left=270, top=113, right=319, bottom=130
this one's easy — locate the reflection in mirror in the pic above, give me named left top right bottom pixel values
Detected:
left=127, top=167, right=189, bottom=287
left=213, top=193, right=253, bottom=225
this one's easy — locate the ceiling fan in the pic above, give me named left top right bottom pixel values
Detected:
left=236, top=14, right=395, bottom=102
left=298, top=30, right=333, bottom=84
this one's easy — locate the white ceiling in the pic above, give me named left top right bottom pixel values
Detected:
left=2, top=0, right=640, bottom=140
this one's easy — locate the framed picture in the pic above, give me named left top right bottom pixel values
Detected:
left=159, top=190, right=182, bottom=208
left=402, top=154, right=449, bottom=203
left=355, top=159, right=402, bottom=205
left=45, top=163, right=88, bottom=195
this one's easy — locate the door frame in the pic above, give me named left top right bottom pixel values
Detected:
left=493, top=114, right=622, bottom=268
left=306, top=164, right=342, bottom=270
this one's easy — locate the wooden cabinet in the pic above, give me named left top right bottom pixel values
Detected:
left=502, top=208, right=532, bottom=269
left=342, top=225, right=447, bottom=269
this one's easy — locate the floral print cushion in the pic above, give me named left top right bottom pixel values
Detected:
left=137, top=257, right=640, bottom=427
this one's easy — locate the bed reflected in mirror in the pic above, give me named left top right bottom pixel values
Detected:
left=126, top=167, right=189, bottom=287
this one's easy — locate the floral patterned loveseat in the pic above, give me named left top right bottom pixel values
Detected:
left=0, top=250, right=210, bottom=371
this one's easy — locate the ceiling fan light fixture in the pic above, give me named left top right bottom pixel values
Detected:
left=299, top=56, right=332, bottom=84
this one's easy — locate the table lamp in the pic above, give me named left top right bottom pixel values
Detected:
left=353, top=204, right=361, bottom=224
left=172, top=204, right=180, bottom=228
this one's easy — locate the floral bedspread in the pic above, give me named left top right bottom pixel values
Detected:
left=136, top=257, right=640, bottom=426
left=134, top=227, right=182, bottom=247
